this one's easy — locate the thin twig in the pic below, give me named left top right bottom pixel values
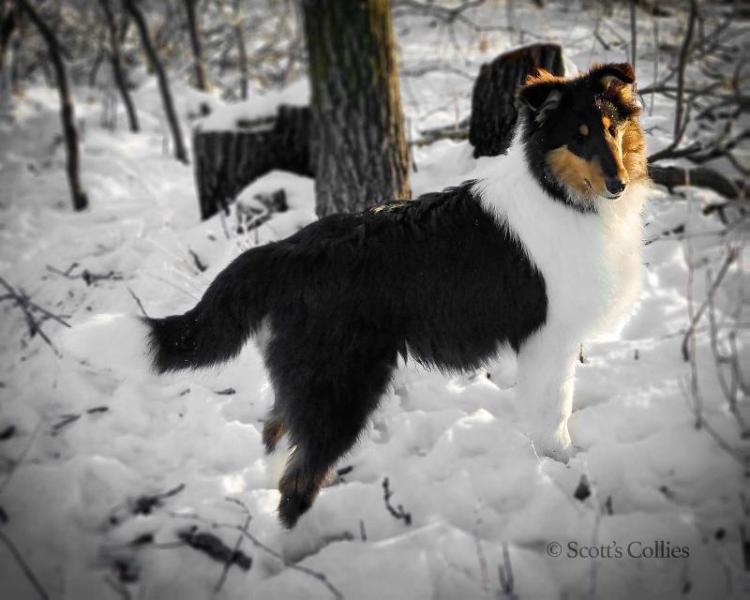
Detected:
left=169, top=510, right=343, bottom=600
left=0, top=276, right=70, bottom=355
left=127, top=287, right=149, bottom=318
left=473, top=526, right=490, bottom=599
left=0, top=420, right=43, bottom=497
left=680, top=247, right=738, bottom=361
left=706, top=267, right=749, bottom=437
left=0, top=530, right=49, bottom=600
left=498, top=541, right=517, bottom=600
left=46, top=263, right=123, bottom=286
left=382, top=477, right=412, bottom=525
left=648, top=0, right=698, bottom=162
left=212, top=514, right=252, bottom=595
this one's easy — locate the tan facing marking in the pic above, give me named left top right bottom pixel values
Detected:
left=262, top=415, right=287, bottom=452
left=579, top=124, right=589, bottom=136
left=547, top=146, right=607, bottom=201
left=524, top=67, right=566, bottom=86
left=602, top=76, right=638, bottom=108
left=622, top=120, right=648, bottom=182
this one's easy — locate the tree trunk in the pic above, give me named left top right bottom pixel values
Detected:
left=17, top=0, right=88, bottom=211
left=99, top=0, right=139, bottom=132
left=302, top=0, right=410, bottom=217
left=629, top=0, right=637, bottom=71
left=193, top=104, right=312, bottom=220
left=469, top=43, right=564, bottom=158
left=124, top=0, right=188, bottom=164
left=0, top=0, right=16, bottom=119
left=233, top=0, right=248, bottom=100
left=88, top=29, right=106, bottom=87
left=183, top=0, right=208, bottom=91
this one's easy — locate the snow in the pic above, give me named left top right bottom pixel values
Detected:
left=196, top=80, right=309, bottom=132
left=1, top=2, right=748, bottom=600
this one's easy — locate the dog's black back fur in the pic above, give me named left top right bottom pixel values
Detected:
left=146, top=182, right=546, bottom=527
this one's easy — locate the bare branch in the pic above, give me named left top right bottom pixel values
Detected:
left=681, top=247, right=738, bottom=362
left=0, top=530, right=49, bottom=600
left=0, top=276, right=70, bottom=355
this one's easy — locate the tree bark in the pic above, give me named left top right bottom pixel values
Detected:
left=194, top=105, right=312, bottom=220
left=17, top=0, right=88, bottom=211
left=232, top=0, right=248, bottom=100
left=124, top=0, right=188, bottom=164
left=302, top=0, right=411, bottom=217
left=0, top=0, right=16, bottom=119
left=469, top=43, right=564, bottom=158
left=183, top=0, right=208, bottom=91
left=100, top=0, right=139, bottom=132
left=629, top=0, right=637, bottom=71
left=88, top=29, right=106, bottom=87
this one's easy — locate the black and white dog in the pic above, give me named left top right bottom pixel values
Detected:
left=146, top=63, right=648, bottom=528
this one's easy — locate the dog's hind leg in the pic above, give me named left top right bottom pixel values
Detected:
left=273, top=355, right=395, bottom=527
left=262, top=409, right=287, bottom=454
left=276, top=395, right=379, bottom=528
left=277, top=444, right=335, bottom=529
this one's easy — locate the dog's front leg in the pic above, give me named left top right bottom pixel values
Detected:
left=515, top=330, right=578, bottom=463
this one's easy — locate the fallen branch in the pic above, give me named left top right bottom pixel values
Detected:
left=0, top=421, right=43, bottom=497
left=648, top=164, right=744, bottom=200
left=178, top=526, right=252, bottom=571
left=0, top=530, right=49, bottom=600
left=498, top=541, right=517, bottom=600
left=132, top=483, right=185, bottom=516
left=46, top=263, right=123, bottom=286
left=0, top=276, right=71, bottom=355
left=168, top=507, right=343, bottom=600
left=382, top=477, right=412, bottom=525
left=213, top=514, right=252, bottom=594
left=127, top=288, right=149, bottom=318
left=415, top=120, right=469, bottom=146
left=50, top=414, right=80, bottom=435
left=50, top=407, right=109, bottom=436
left=0, top=425, right=17, bottom=441
left=187, top=249, right=207, bottom=273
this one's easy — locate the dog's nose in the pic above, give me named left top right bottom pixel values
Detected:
left=605, top=178, right=626, bottom=196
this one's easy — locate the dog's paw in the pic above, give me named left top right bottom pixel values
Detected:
left=529, top=429, right=572, bottom=464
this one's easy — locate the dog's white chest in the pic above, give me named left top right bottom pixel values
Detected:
left=475, top=148, right=645, bottom=342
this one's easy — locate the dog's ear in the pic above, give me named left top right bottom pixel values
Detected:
left=520, top=71, right=564, bottom=124
left=590, top=62, right=640, bottom=114
left=590, top=63, right=635, bottom=91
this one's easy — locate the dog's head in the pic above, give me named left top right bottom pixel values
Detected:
left=519, top=63, right=647, bottom=207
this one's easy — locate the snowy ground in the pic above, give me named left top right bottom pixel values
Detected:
left=1, top=3, right=748, bottom=600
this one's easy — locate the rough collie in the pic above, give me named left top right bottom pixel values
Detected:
left=145, top=63, right=649, bottom=528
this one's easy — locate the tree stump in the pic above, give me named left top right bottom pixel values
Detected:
left=469, top=43, right=564, bottom=158
left=193, top=104, right=312, bottom=220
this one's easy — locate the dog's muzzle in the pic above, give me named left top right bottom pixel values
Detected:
left=605, top=177, right=626, bottom=199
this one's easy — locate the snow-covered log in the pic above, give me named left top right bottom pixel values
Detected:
left=193, top=104, right=312, bottom=220
left=469, top=43, right=564, bottom=158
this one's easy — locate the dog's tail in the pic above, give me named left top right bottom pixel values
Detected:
left=144, top=248, right=273, bottom=373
